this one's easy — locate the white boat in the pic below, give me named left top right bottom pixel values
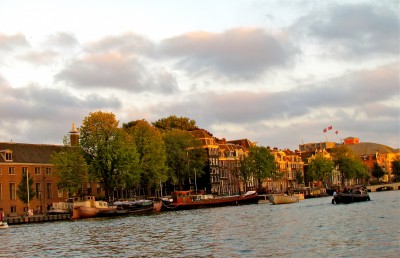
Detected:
left=269, top=194, right=299, bottom=205
left=0, top=222, right=9, bottom=229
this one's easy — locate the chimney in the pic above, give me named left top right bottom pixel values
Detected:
left=69, top=123, right=80, bottom=146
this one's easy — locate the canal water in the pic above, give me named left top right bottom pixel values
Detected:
left=1, top=191, right=399, bottom=257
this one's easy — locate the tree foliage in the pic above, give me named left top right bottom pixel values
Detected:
left=330, top=145, right=368, bottom=187
left=80, top=111, right=140, bottom=201
left=392, top=158, right=400, bottom=181
left=124, top=119, right=168, bottom=196
left=17, top=170, right=36, bottom=205
left=51, top=138, right=89, bottom=197
left=152, top=115, right=198, bottom=131
left=308, top=153, right=334, bottom=186
left=248, top=146, right=277, bottom=183
left=371, top=162, right=385, bottom=179
left=163, top=129, right=207, bottom=189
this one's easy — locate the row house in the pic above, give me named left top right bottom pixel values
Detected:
left=190, top=129, right=257, bottom=195
left=267, top=148, right=305, bottom=192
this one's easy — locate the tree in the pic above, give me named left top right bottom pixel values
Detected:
left=371, top=162, right=385, bottom=180
left=124, top=119, right=168, bottom=196
left=247, top=146, right=277, bottom=186
left=152, top=115, right=198, bottom=131
left=308, top=153, right=334, bottom=187
left=51, top=137, right=89, bottom=197
left=330, top=146, right=368, bottom=187
left=80, top=111, right=140, bottom=201
left=163, top=129, right=207, bottom=189
left=392, top=158, right=400, bottom=181
left=295, top=170, right=304, bottom=185
left=17, top=170, right=36, bottom=207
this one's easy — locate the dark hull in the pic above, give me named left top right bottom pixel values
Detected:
left=333, top=193, right=370, bottom=204
left=164, top=194, right=258, bottom=211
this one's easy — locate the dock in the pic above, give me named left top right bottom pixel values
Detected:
left=5, top=214, right=71, bottom=225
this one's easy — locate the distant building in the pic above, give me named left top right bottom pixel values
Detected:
left=343, top=137, right=399, bottom=182
left=0, top=142, right=65, bottom=216
left=299, top=141, right=337, bottom=152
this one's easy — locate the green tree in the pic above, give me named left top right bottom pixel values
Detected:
left=391, top=158, right=400, bottom=181
left=51, top=137, right=89, bottom=197
left=152, top=115, right=198, bottom=131
left=295, top=170, right=304, bottom=185
left=330, top=146, right=368, bottom=187
left=239, top=155, right=254, bottom=192
left=80, top=111, right=140, bottom=201
left=308, top=153, right=334, bottom=187
left=163, top=129, right=207, bottom=189
left=17, top=170, right=36, bottom=207
left=124, top=119, right=168, bottom=196
left=247, top=146, right=277, bottom=186
left=371, top=162, right=385, bottom=180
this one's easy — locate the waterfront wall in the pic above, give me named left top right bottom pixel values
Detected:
left=5, top=213, right=70, bottom=225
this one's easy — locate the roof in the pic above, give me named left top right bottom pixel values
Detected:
left=0, top=142, right=64, bottom=164
left=344, top=142, right=397, bottom=155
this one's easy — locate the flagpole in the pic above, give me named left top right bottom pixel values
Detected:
left=26, top=171, right=30, bottom=211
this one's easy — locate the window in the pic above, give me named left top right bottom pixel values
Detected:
left=46, top=183, right=52, bottom=198
left=9, top=183, right=16, bottom=200
left=58, top=190, right=63, bottom=198
left=10, top=206, right=16, bottom=213
left=0, top=167, right=2, bottom=175
left=22, top=167, right=28, bottom=174
left=34, top=167, right=41, bottom=175
left=45, top=167, right=52, bottom=175
left=36, top=183, right=41, bottom=199
left=8, top=167, right=15, bottom=175
left=0, top=183, right=2, bottom=200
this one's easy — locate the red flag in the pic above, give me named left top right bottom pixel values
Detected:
left=328, top=125, right=333, bottom=130
left=323, top=128, right=327, bottom=133
left=335, top=130, right=339, bottom=134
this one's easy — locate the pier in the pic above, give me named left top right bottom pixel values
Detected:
left=5, top=214, right=71, bottom=225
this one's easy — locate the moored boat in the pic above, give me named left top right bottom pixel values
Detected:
left=164, top=190, right=258, bottom=211
left=47, top=198, right=75, bottom=215
left=71, top=196, right=99, bottom=219
left=0, top=222, right=9, bottom=229
left=269, top=194, right=299, bottom=205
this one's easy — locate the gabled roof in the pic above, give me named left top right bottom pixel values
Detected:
left=0, top=142, right=64, bottom=164
left=227, top=139, right=254, bottom=149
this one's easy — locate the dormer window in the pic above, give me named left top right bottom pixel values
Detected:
left=6, top=151, right=12, bottom=161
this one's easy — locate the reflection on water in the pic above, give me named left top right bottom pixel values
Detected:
left=2, top=191, right=399, bottom=257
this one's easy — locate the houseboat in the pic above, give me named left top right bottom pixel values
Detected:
left=163, top=190, right=258, bottom=211
left=269, top=194, right=299, bottom=205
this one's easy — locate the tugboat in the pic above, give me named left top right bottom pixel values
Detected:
left=333, top=187, right=370, bottom=204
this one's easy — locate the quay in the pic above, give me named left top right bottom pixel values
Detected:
left=5, top=213, right=71, bottom=225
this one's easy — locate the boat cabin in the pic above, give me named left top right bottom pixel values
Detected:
left=171, top=191, right=193, bottom=204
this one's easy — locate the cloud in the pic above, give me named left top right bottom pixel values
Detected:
left=46, top=32, right=79, bottom=48
left=0, top=33, right=30, bottom=51
left=18, top=49, right=59, bottom=66
left=87, top=32, right=155, bottom=57
left=294, top=2, right=399, bottom=58
left=159, top=28, right=297, bottom=80
left=150, top=63, right=399, bottom=141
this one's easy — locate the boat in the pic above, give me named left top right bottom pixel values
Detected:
left=163, top=190, right=259, bottom=211
left=47, top=198, right=75, bottom=215
left=269, top=194, right=299, bottom=205
left=0, top=222, right=9, bottom=229
left=95, top=200, right=118, bottom=217
left=113, top=199, right=162, bottom=215
left=333, top=187, right=370, bottom=204
left=288, top=189, right=305, bottom=200
left=71, top=196, right=99, bottom=219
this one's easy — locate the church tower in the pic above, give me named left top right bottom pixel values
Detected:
left=69, top=123, right=80, bottom=146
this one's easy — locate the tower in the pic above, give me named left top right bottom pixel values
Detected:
left=69, top=123, right=80, bottom=146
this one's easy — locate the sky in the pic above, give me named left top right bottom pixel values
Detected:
left=0, top=0, right=399, bottom=150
